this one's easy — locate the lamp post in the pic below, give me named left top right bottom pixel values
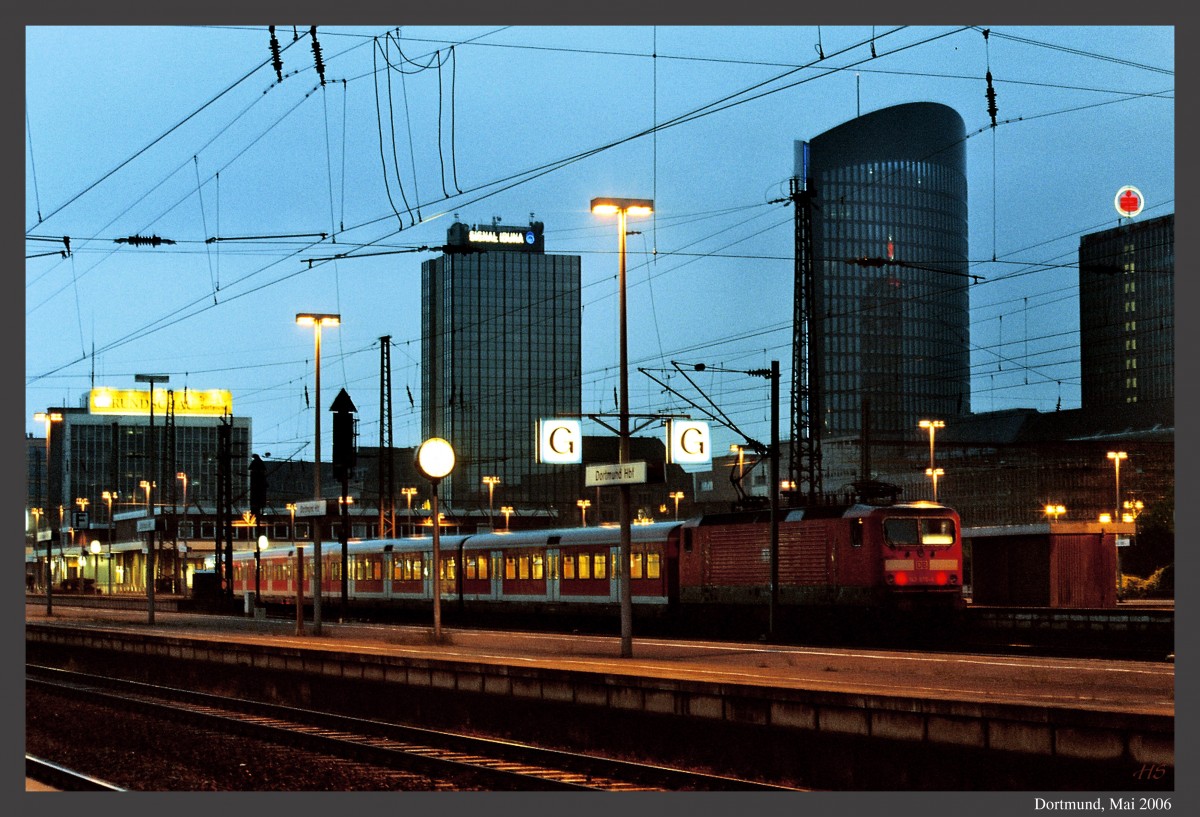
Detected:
left=668, top=491, right=684, bottom=520
left=176, top=471, right=188, bottom=592
left=34, top=411, right=62, bottom=614
left=90, top=540, right=101, bottom=593
left=482, top=476, right=500, bottom=530
left=135, top=373, right=169, bottom=623
left=74, top=497, right=89, bottom=548
left=1107, top=451, right=1128, bottom=600
left=296, top=312, right=340, bottom=634
left=1106, top=451, right=1128, bottom=520
left=1044, top=504, right=1066, bottom=524
left=592, top=195, right=653, bottom=659
left=925, top=468, right=945, bottom=502
left=416, top=438, right=455, bottom=643
left=577, top=498, right=591, bottom=527
left=919, top=420, right=945, bottom=501
left=730, top=444, right=746, bottom=483
left=287, top=503, right=302, bottom=635
left=102, top=491, right=116, bottom=596
left=500, top=505, right=514, bottom=531
left=401, top=487, right=417, bottom=537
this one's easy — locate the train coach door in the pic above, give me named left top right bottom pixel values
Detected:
left=546, top=548, right=561, bottom=602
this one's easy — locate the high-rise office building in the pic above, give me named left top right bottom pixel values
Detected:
left=1078, top=213, right=1174, bottom=426
left=421, top=220, right=581, bottom=512
left=802, top=102, right=971, bottom=442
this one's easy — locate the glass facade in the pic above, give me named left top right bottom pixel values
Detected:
left=43, top=407, right=251, bottom=531
left=1079, top=214, right=1174, bottom=419
left=422, top=223, right=582, bottom=509
left=806, top=102, right=971, bottom=441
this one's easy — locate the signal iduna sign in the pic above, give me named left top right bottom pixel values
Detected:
left=1115, top=186, right=1144, bottom=219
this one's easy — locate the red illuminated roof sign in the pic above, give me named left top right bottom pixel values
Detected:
left=1114, top=186, right=1144, bottom=219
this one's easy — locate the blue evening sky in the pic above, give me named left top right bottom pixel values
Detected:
left=25, top=23, right=1175, bottom=460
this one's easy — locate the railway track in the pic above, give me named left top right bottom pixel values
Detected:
left=26, top=755, right=126, bottom=791
left=27, top=664, right=801, bottom=792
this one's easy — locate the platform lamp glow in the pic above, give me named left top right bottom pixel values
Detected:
left=296, top=312, right=340, bottom=634
left=416, top=437, right=455, bottom=642
left=591, top=196, right=653, bottom=659
left=34, top=411, right=63, bottom=615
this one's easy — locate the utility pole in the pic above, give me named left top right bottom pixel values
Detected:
left=789, top=146, right=823, bottom=505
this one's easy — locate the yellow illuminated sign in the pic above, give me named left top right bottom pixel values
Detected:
left=89, top=387, right=233, bottom=417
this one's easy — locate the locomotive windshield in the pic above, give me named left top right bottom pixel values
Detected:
left=883, top=517, right=957, bottom=548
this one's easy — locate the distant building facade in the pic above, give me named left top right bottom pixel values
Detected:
left=1079, top=213, right=1174, bottom=427
left=804, top=102, right=971, bottom=443
left=421, top=220, right=582, bottom=510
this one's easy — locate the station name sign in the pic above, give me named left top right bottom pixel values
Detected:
left=89, top=387, right=233, bottom=417
left=585, top=461, right=648, bottom=487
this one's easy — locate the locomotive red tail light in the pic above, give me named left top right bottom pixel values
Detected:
left=893, top=572, right=909, bottom=586
left=935, top=572, right=948, bottom=585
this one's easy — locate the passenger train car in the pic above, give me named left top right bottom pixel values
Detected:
left=232, top=501, right=962, bottom=634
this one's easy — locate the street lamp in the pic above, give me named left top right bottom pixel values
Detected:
left=102, top=491, right=116, bottom=596
left=500, top=505, right=514, bottom=531
left=1044, top=504, right=1066, bottom=523
left=416, top=437, right=455, bottom=642
left=730, top=444, right=746, bottom=483
left=1106, top=451, right=1128, bottom=520
left=1107, top=451, right=1129, bottom=600
left=401, top=487, right=418, bottom=537
left=592, top=195, right=653, bottom=659
left=287, top=502, right=302, bottom=635
left=74, top=497, right=89, bottom=547
left=919, top=420, right=945, bottom=500
left=669, top=491, right=685, bottom=520
left=482, top=476, right=501, bottom=530
left=135, top=373, right=169, bottom=623
left=90, top=540, right=101, bottom=593
left=34, top=410, right=63, bottom=614
left=925, top=467, right=945, bottom=502
left=296, top=312, right=340, bottom=634
left=576, top=498, right=591, bottom=527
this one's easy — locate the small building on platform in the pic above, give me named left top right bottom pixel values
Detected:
left=963, top=521, right=1134, bottom=609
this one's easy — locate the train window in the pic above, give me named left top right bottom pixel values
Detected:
left=578, top=554, right=591, bottom=580
left=851, top=519, right=863, bottom=548
left=921, top=519, right=956, bottom=546
left=466, top=554, right=488, bottom=580
left=884, top=518, right=957, bottom=547
left=440, top=557, right=457, bottom=581
left=505, top=556, right=517, bottom=580
left=647, top=552, right=661, bottom=579
left=592, top=553, right=607, bottom=580
left=630, top=552, right=643, bottom=579
left=201, top=521, right=216, bottom=539
left=682, top=529, right=693, bottom=553
left=562, top=554, right=575, bottom=579
left=531, top=553, right=544, bottom=580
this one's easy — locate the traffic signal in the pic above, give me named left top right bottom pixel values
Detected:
left=249, top=454, right=266, bottom=517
